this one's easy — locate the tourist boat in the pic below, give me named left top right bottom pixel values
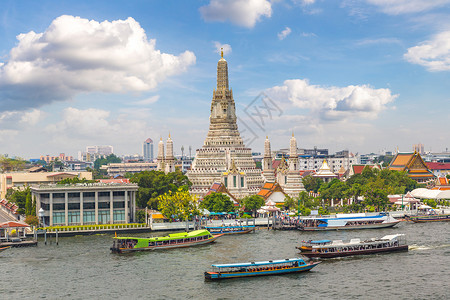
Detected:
left=409, top=214, right=450, bottom=223
left=110, top=229, right=222, bottom=253
left=204, top=257, right=320, bottom=280
left=0, top=246, right=11, bottom=252
left=203, top=225, right=255, bottom=235
left=297, top=234, right=408, bottom=258
left=298, top=213, right=400, bottom=231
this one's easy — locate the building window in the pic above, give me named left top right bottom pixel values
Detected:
left=40, top=203, right=50, bottom=210
left=99, top=191, right=110, bottom=197
left=41, top=193, right=50, bottom=199
left=68, top=203, right=80, bottom=210
left=98, top=210, right=110, bottom=224
left=224, top=177, right=228, bottom=187
left=113, top=210, right=125, bottom=222
left=241, top=177, right=244, bottom=187
left=53, top=203, right=65, bottom=211
left=98, top=202, right=110, bottom=209
left=68, top=211, right=80, bottom=224
left=83, top=192, right=95, bottom=198
left=113, top=191, right=125, bottom=197
left=113, top=202, right=125, bottom=209
left=83, top=211, right=95, bottom=224
left=68, top=192, right=80, bottom=198
left=53, top=193, right=65, bottom=198
left=83, top=202, right=95, bottom=210
left=53, top=212, right=65, bottom=225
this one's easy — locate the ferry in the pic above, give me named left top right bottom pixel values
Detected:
left=409, top=214, right=450, bottom=223
left=298, top=234, right=408, bottom=258
left=204, top=257, right=320, bottom=280
left=298, top=213, right=400, bottom=231
left=203, top=225, right=255, bottom=235
left=0, top=246, right=11, bottom=252
left=110, top=230, right=222, bottom=253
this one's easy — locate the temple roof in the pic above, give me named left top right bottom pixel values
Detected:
left=314, top=159, right=338, bottom=177
left=257, top=182, right=286, bottom=200
left=388, top=151, right=435, bottom=180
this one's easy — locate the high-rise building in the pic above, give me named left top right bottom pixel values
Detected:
left=143, top=138, right=154, bottom=161
left=187, top=52, right=264, bottom=199
left=86, top=145, right=114, bottom=156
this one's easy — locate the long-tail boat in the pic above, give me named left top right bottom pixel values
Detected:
left=409, top=214, right=450, bottom=222
left=203, top=225, right=255, bottom=235
left=110, top=229, right=222, bottom=253
left=204, top=257, right=320, bottom=280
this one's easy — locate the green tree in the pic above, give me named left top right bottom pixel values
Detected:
left=25, top=192, right=32, bottom=216
left=302, top=175, right=323, bottom=193
left=7, top=188, right=31, bottom=215
left=157, top=188, right=199, bottom=221
left=130, top=170, right=192, bottom=209
left=94, top=154, right=122, bottom=170
left=283, top=195, right=296, bottom=210
left=57, top=177, right=96, bottom=185
left=200, top=192, right=235, bottom=213
left=25, top=215, right=39, bottom=227
left=242, top=195, right=265, bottom=217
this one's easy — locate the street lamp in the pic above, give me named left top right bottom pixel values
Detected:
left=38, top=208, right=45, bottom=227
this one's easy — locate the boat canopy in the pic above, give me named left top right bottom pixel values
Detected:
left=114, top=229, right=211, bottom=241
left=204, top=225, right=255, bottom=229
left=212, top=258, right=304, bottom=268
left=310, top=240, right=331, bottom=244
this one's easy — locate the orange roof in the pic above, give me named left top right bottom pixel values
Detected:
left=390, top=153, right=414, bottom=167
left=0, top=221, right=29, bottom=228
left=438, top=177, right=448, bottom=185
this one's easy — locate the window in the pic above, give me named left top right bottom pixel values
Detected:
left=224, top=177, right=228, bottom=187
left=68, top=211, right=80, bottom=224
left=98, top=211, right=110, bottom=224
left=83, top=192, right=95, bottom=198
left=113, top=202, right=125, bottom=208
left=233, top=176, right=236, bottom=187
left=41, top=193, right=50, bottom=199
left=113, top=191, right=125, bottom=197
left=53, top=193, right=65, bottom=199
left=53, top=212, right=65, bottom=225
left=241, top=177, right=244, bottom=187
left=113, top=210, right=125, bottom=222
left=40, top=203, right=50, bottom=210
left=83, top=202, right=95, bottom=210
left=68, top=203, right=80, bottom=210
left=53, top=203, right=65, bottom=211
left=98, top=202, right=110, bottom=209
left=68, top=192, right=80, bottom=198
left=99, top=192, right=110, bottom=197
left=83, top=211, right=95, bottom=224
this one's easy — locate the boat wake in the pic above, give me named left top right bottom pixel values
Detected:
left=409, top=244, right=450, bottom=251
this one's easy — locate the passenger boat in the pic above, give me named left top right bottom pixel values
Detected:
left=110, top=230, right=222, bottom=253
left=298, top=213, right=400, bottom=231
left=0, top=246, right=11, bottom=252
left=298, top=234, right=408, bottom=258
left=203, top=225, right=255, bottom=235
left=204, top=257, right=320, bottom=280
left=409, top=214, right=450, bottom=223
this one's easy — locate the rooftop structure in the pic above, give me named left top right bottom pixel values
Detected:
left=388, top=151, right=435, bottom=183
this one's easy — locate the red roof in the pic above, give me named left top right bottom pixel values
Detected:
left=98, top=179, right=130, bottom=184
left=0, top=221, right=30, bottom=228
left=426, top=162, right=450, bottom=170
left=272, top=160, right=281, bottom=169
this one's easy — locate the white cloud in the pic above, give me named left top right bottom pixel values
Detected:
left=133, top=95, right=160, bottom=106
left=200, top=0, right=272, bottom=28
left=404, top=31, right=450, bottom=71
left=213, top=42, right=232, bottom=56
left=355, top=37, right=401, bottom=46
left=266, top=79, right=397, bottom=121
left=0, top=15, right=196, bottom=112
left=0, top=109, right=43, bottom=128
left=366, top=0, right=450, bottom=14
left=278, top=27, right=292, bottom=40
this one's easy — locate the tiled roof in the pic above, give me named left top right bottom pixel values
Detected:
left=390, top=153, right=414, bottom=166
left=426, top=162, right=450, bottom=170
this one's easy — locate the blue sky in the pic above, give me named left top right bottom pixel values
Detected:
left=0, top=0, right=449, bottom=159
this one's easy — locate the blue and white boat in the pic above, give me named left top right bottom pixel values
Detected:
left=298, top=213, right=400, bottom=231
left=203, top=225, right=255, bottom=235
left=204, top=257, right=320, bottom=280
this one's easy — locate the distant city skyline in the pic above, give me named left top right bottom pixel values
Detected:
left=0, top=1, right=449, bottom=159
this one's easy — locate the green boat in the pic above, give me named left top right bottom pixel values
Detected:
left=110, top=229, right=222, bottom=253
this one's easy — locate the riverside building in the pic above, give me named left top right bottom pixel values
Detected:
left=31, top=183, right=138, bottom=226
left=187, top=52, right=264, bottom=199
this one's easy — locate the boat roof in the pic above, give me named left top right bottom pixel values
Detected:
left=212, top=258, right=304, bottom=268
left=309, top=240, right=331, bottom=244
left=204, top=225, right=255, bottom=229
left=114, top=229, right=211, bottom=241
left=311, top=234, right=405, bottom=248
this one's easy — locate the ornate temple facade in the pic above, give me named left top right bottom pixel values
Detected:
left=156, top=135, right=175, bottom=174
left=187, top=53, right=264, bottom=199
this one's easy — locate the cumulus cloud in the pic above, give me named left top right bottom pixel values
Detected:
left=0, top=15, right=196, bottom=112
left=278, top=27, right=292, bottom=40
left=266, top=79, right=397, bottom=120
left=133, top=95, right=160, bottom=106
left=213, top=42, right=232, bottom=56
left=366, top=0, right=450, bottom=14
left=404, top=31, right=450, bottom=71
left=200, top=0, right=272, bottom=28
left=0, top=109, right=43, bottom=129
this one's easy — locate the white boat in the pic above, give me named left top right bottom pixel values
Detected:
left=298, top=213, right=400, bottom=231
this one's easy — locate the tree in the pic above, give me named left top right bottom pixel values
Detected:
left=302, top=175, right=323, bottom=193
left=0, top=155, right=27, bottom=172
left=25, top=215, right=39, bottom=227
left=157, top=188, right=199, bottom=221
left=283, top=195, right=296, bottom=210
left=7, top=188, right=31, bottom=215
left=25, top=192, right=32, bottom=216
left=94, top=154, right=122, bottom=170
left=200, top=192, right=235, bottom=213
left=242, top=195, right=265, bottom=217
left=57, top=177, right=96, bottom=185
left=130, top=170, right=192, bottom=209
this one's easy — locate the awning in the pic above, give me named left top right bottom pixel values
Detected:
left=0, top=221, right=30, bottom=228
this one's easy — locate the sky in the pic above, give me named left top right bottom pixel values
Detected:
left=0, top=0, right=449, bottom=159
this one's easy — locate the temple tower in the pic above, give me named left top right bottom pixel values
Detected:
left=187, top=52, right=264, bottom=198
left=284, top=133, right=305, bottom=198
left=165, top=134, right=175, bottom=173
left=262, top=136, right=276, bottom=182
left=157, top=138, right=165, bottom=171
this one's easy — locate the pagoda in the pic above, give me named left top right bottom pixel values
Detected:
left=187, top=52, right=264, bottom=199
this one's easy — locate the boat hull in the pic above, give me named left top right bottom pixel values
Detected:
left=111, top=234, right=222, bottom=253
left=300, top=221, right=400, bottom=231
left=204, top=262, right=320, bottom=280
left=206, top=229, right=254, bottom=235
left=301, top=245, right=408, bottom=258
left=410, top=215, right=450, bottom=223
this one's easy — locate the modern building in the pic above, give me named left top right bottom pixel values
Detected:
left=40, top=153, right=73, bottom=164
left=0, top=171, right=92, bottom=199
left=143, top=138, right=154, bottom=162
left=31, top=183, right=138, bottom=226
left=106, top=162, right=157, bottom=176
left=86, top=145, right=114, bottom=156
left=186, top=52, right=264, bottom=199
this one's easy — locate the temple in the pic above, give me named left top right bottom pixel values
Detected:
left=187, top=53, right=264, bottom=199
left=388, top=151, right=435, bottom=183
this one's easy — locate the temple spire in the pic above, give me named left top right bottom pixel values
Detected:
left=217, top=50, right=229, bottom=91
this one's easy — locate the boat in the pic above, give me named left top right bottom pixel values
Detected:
left=203, top=225, right=255, bottom=235
left=0, top=246, right=11, bottom=252
left=110, top=229, right=222, bottom=253
left=204, top=257, right=320, bottom=280
left=409, top=214, right=450, bottom=223
left=298, top=213, right=400, bottom=231
left=297, top=234, right=408, bottom=258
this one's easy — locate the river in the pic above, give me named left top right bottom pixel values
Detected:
left=1, top=221, right=448, bottom=299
